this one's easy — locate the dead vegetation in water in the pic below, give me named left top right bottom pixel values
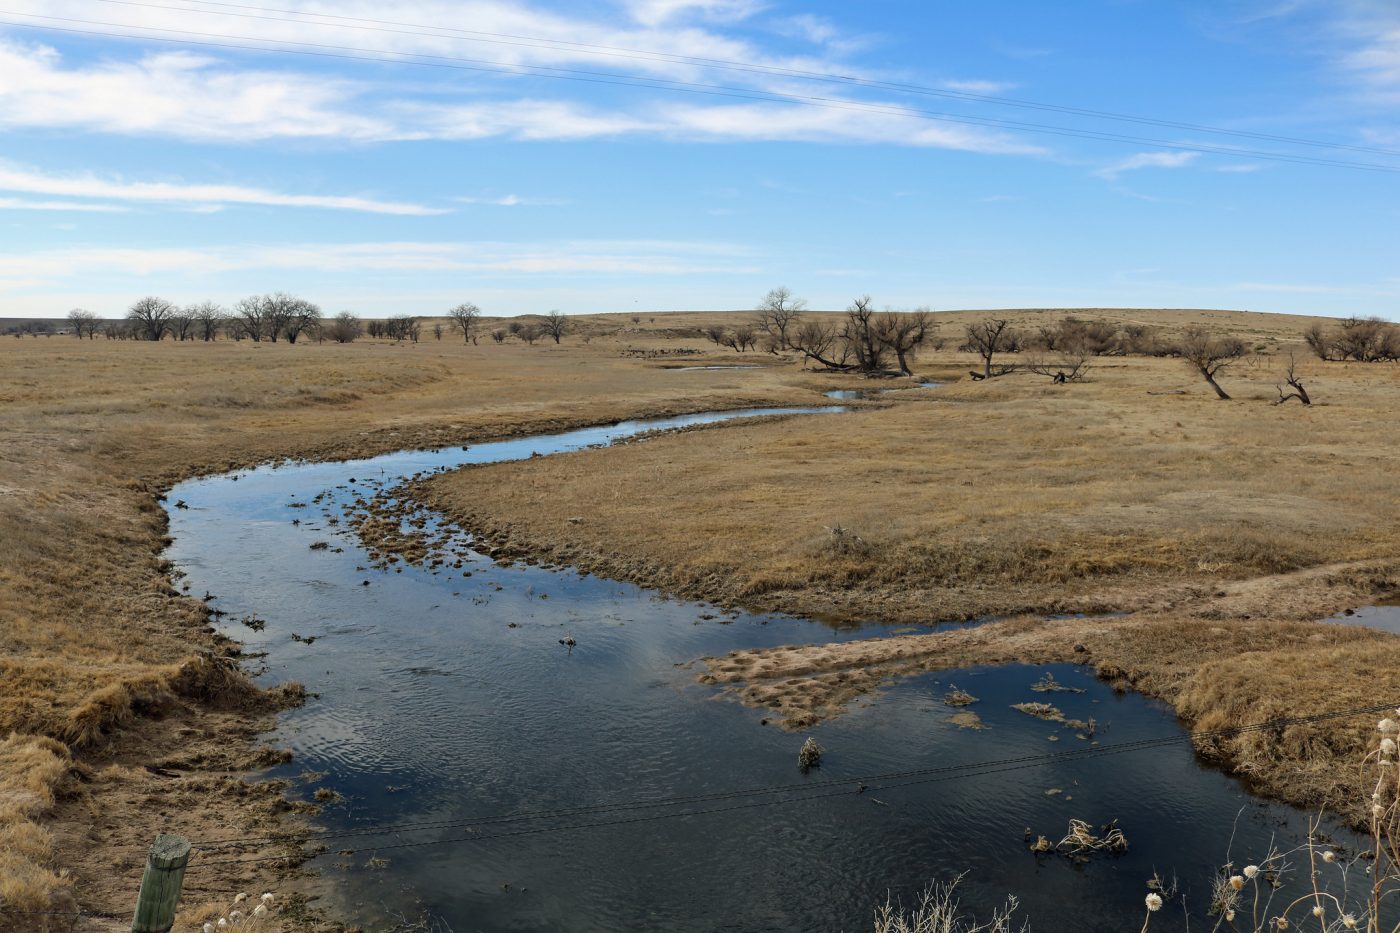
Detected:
left=1027, top=819, right=1129, bottom=861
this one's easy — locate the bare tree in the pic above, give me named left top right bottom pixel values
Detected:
left=1178, top=326, right=1246, bottom=399
left=327, top=311, right=361, bottom=343
left=186, top=301, right=224, bottom=341
left=754, top=287, right=806, bottom=352
left=66, top=309, right=99, bottom=339
left=875, top=308, right=934, bottom=375
left=384, top=315, right=420, bottom=342
left=1027, top=352, right=1092, bottom=383
left=168, top=311, right=195, bottom=341
left=448, top=303, right=480, bottom=344
left=703, top=325, right=727, bottom=347
left=963, top=318, right=1019, bottom=379
left=788, top=320, right=844, bottom=369
left=1274, top=353, right=1312, bottom=405
left=127, top=296, right=177, bottom=341
left=491, top=328, right=506, bottom=343
left=232, top=295, right=269, bottom=342
left=542, top=310, right=569, bottom=344
left=432, top=323, right=444, bottom=340
left=720, top=325, right=757, bottom=352
left=840, top=296, right=891, bottom=372
left=518, top=324, right=541, bottom=345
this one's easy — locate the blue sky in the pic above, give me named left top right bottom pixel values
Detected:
left=1, top=0, right=1397, bottom=318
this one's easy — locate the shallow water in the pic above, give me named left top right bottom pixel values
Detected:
left=1325, top=598, right=1400, bottom=635
left=166, top=409, right=1379, bottom=932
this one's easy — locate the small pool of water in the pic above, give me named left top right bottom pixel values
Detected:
left=164, top=409, right=1379, bottom=931
left=670, top=364, right=761, bottom=371
left=1325, top=598, right=1400, bottom=635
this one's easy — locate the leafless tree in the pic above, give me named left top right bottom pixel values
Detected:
left=754, top=287, right=806, bottom=352
left=66, top=309, right=99, bottom=339
left=786, top=320, right=843, bottom=369
left=1178, top=326, right=1246, bottom=399
left=1027, top=352, right=1092, bottom=383
left=875, top=308, right=934, bottom=375
left=542, top=310, right=569, bottom=344
left=491, top=328, right=506, bottom=343
left=232, top=295, right=269, bottom=341
left=1274, top=353, right=1312, bottom=405
left=963, top=318, right=1020, bottom=379
left=840, top=296, right=892, bottom=372
left=448, top=303, right=480, bottom=344
left=507, top=321, right=523, bottom=336
left=168, top=311, right=195, bottom=341
left=518, top=324, right=541, bottom=345
left=385, top=315, right=420, bottom=342
left=185, top=301, right=224, bottom=341
left=255, top=292, right=319, bottom=343
left=327, top=311, right=361, bottom=343
left=704, top=325, right=727, bottom=347
left=127, top=296, right=177, bottom=341
left=720, top=325, right=757, bottom=352
left=432, top=323, right=443, bottom=340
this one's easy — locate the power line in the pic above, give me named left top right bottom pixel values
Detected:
left=4, top=12, right=1400, bottom=175
left=85, top=0, right=1400, bottom=159
left=181, top=700, right=1398, bottom=868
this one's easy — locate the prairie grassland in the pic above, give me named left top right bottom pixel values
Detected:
left=414, top=333, right=1400, bottom=824
left=0, top=327, right=811, bottom=927
left=0, top=307, right=1382, bottom=926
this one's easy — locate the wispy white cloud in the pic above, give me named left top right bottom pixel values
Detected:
left=0, top=161, right=445, bottom=214
left=625, top=0, right=764, bottom=28
left=0, top=9, right=1034, bottom=154
left=1215, top=163, right=1263, bottom=173
left=0, top=196, right=129, bottom=211
left=942, top=79, right=1019, bottom=95
left=451, top=194, right=568, bottom=206
left=1095, top=150, right=1199, bottom=179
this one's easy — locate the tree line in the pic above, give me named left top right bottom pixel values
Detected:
left=50, top=298, right=573, bottom=345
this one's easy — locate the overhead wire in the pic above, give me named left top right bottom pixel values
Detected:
left=1, top=12, right=1399, bottom=173
left=180, top=700, right=1398, bottom=869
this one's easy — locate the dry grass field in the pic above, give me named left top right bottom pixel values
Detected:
left=1, top=306, right=1395, bottom=928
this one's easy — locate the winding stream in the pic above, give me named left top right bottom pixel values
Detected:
left=166, top=407, right=1374, bottom=932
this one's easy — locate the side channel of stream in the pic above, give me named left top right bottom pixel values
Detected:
left=165, top=407, right=1377, bottom=932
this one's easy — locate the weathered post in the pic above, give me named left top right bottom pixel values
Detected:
left=131, top=834, right=190, bottom=933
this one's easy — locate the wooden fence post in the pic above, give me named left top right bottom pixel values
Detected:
left=131, top=833, right=190, bottom=933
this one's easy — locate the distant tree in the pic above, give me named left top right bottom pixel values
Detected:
left=491, top=329, right=506, bottom=343
left=1178, top=326, right=1246, bottom=399
left=963, top=318, right=1020, bottom=379
left=232, top=295, right=269, bottom=342
left=447, top=303, right=481, bottom=344
left=187, top=301, right=224, bottom=341
left=433, top=323, right=444, bottom=340
left=840, top=297, right=888, bottom=372
left=327, top=311, right=361, bottom=343
left=66, top=309, right=99, bottom=339
left=127, top=296, right=177, bottom=341
left=789, top=320, right=844, bottom=369
left=507, top=321, right=523, bottom=335
left=168, top=312, right=195, bottom=341
left=542, top=310, right=569, bottom=344
left=875, top=309, right=934, bottom=375
left=1274, top=353, right=1312, bottom=405
left=385, top=315, right=420, bottom=342
left=518, top=325, right=541, bottom=345
left=754, top=287, right=805, bottom=352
